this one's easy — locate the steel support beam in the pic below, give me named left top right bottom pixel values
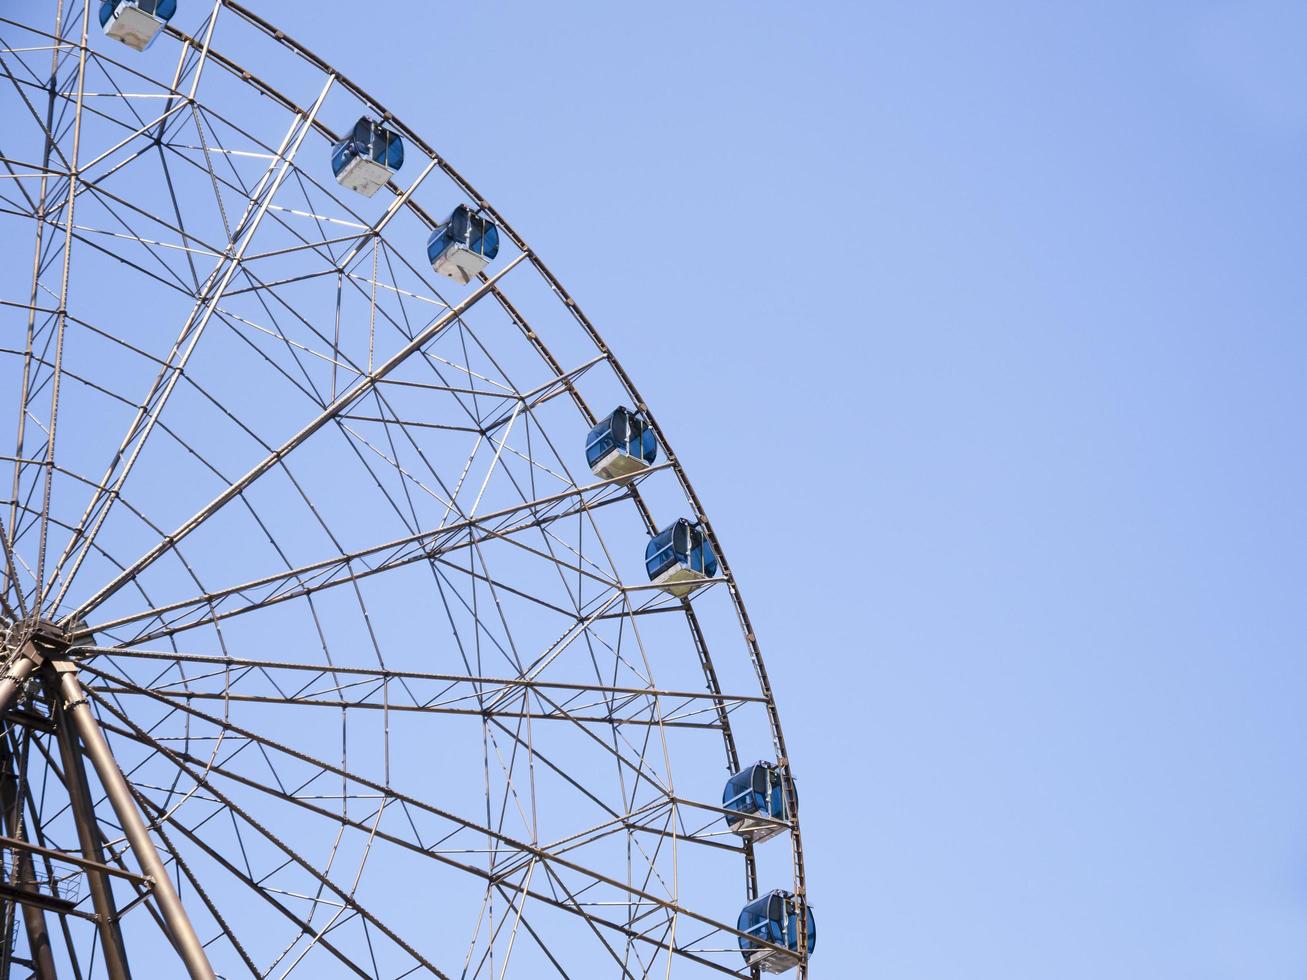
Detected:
left=47, top=676, right=133, bottom=980
left=0, top=736, right=57, bottom=980
left=52, top=665, right=214, bottom=979
left=0, top=644, right=41, bottom=717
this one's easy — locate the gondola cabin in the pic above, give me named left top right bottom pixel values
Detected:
left=586, top=407, right=657, bottom=483
left=428, top=204, right=500, bottom=284
left=99, top=0, right=176, bottom=51
left=737, top=890, right=817, bottom=974
left=331, top=117, right=404, bottom=198
left=645, top=518, right=717, bottom=598
left=723, top=761, right=791, bottom=843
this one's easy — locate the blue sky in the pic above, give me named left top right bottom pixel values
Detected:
left=252, top=1, right=1307, bottom=976
left=4, top=0, right=1303, bottom=975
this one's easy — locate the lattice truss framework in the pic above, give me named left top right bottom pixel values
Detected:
left=0, top=2, right=808, bottom=977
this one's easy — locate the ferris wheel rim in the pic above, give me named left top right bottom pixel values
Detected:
left=0, top=1, right=810, bottom=974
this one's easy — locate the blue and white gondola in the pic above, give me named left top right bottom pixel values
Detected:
left=331, top=117, right=404, bottom=198
left=427, top=204, right=500, bottom=284
left=99, top=0, right=175, bottom=51
left=722, top=761, right=791, bottom=843
left=644, top=518, right=717, bottom=598
left=737, top=890, right=817, bottom=974
left=586, top=407, right=657, bottom=483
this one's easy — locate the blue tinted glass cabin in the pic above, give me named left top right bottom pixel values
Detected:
left=783, top=903, right=817, bottom=954
left=639, top=427, right=657, bottom=464
left=644, top=525, right=680, bottom=579
left=618, top=411, right=653, bottom=462
left=673, top=522, right=691, bottom=559
left=723, top=768, right=756, bottom=821
left=467, top=215, right=499, bottom=258
left=477, top=222, right=500, bottom=259
left=101, top=0, right=176, bottom=27
left=585, top=417, right=618, bottom=468
left=646, top=520, right=715, bottom=580
left=688, top=535, right=718, bottom=577
left=448, top=206, right=471, bottom=241
left=330, top=139, right=353, bottom=176
left=426, top=228, right=452, bottom=265
left=435, top=206, right=500, bottom=258
left=588, top=409, right=656, bottom=468
left=366, top=131, right=401, bottom=169
left=769, top=771, right=787, bottom=818
left=736, top=895, right=779, bottom=951
left=334, top=120, right=403, bottom=177
left=127, top=0, right=174, bottom=18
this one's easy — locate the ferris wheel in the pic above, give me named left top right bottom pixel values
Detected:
left=0, top=2, right=815, bottom=977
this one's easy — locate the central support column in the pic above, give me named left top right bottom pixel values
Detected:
left=47, top=681, right=133, bottom=980
left=50, top=663, right=216, bottom=980
left=0, top=736, right=57, bottom=980
left=0, top=643, right=42, bottom=717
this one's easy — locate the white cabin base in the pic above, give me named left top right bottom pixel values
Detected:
left=432, top=243, right=490, bottom=284
left=103, top=6, right=164, bottom=51
left=591, top=449, right=650, bottom=484
left=652, top=564, right=708, bottom=599
left=747, top=947, right=800, bottom=974
left=335, top=155, right=392, bottom=198
left=729, top=813, right=787, bottom=844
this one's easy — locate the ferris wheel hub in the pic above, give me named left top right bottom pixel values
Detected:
left=0, top=617, right=82, bottom=660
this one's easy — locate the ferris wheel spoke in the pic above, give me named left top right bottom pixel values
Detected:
left=540, top=800, right=669, bottom=864
left=533, top=859, right=746, bottom=980
left=70, top=251, right=529, bottom=625
left=87, top=678, right=759, bottom=976
left=22, top=0, right=95, bottom=625
left=427, top=553, right=593, bottom=622
left=485, top=877, right=575, bottom=979
left=469, top=413, right=621, bottom=617
left=38, top=107, right=319, bottom=601
left=86, top=682, right=725, bottom=734
left=92, top=695, right=454, bottom=979
left=4, top=428, right=219, bottom=625
left=215, top=308, right=329, bottom=409
left=0, top=511, right=28, bottom=622
left=154, top=143, right=211, bottom=297
left=82, top=665, right=733, bottom=930
left=70, top=180, right=220, bottom=289
left=465, top=857, right=539, bottom=979
left=124, top=791, right=264, bottom=979
left=122, top=719, right=741, bottom=978
left=174, top=0, right=224, bottom=103
left=81, top=646, right=761, bottom=715
left=0, top=51, right=75, bottom=179
left=18, top=718, right=194, bottom=969
left=0, top=149, right=44, bottom=217
left=87, top=631, right=687, bottom=805
left=44, top=76, right=336, bottom=616
left=73, top=98, right=191, bottom=182
left=128, top=803, right=376, bottom=979
left=77, top=470, right=632, bottom=643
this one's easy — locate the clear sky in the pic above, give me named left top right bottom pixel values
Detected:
left=17, top=0, right=1305, bottom=975
left=255, top=1, right=1307, bottom=976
